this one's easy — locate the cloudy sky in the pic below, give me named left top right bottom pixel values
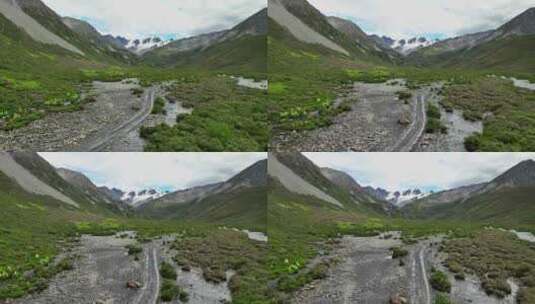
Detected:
left=39, top=153, right=266, bottom=192
left=42, top=0, right=266, bottom=40
left=308, top=0, right=535, bottom=39
left=305, top=153, right=535, bottom=193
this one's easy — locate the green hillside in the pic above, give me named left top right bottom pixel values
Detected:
left=1, top=2, right=268, bottom=153
left=0, top=154, right=271, bottom=302
left=408, top=35, right=535, bottom=73
left=143, top=35, right=266, bottom=76
left=137, top=186, right=267, bottom=232
left=402, top=187, right=535, bottom=226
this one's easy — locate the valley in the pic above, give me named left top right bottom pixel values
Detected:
left=268, top=0, right=535, bottom=152
left=0, top=152, right=270, bottom=303
left=0, top=0, right=268, bottom=152
left=267, top=152, right=535, bottom=304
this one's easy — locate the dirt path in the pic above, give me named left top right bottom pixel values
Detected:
left=391, top=92, right=427, bottom=152
left=293, top=233, right=407, bottom=303
left=12, top=233, right=159, bottom=304
left=0, top=80, right=155, bottom=151
left=273, top=80, right=432, bottom=152
left=74, top=87, right=156, bottom=152
left=133, top=245, right=160, bottom=304
left=293, top=233, right=438, bottom=304
left=409, top=245, right=432, bottom=304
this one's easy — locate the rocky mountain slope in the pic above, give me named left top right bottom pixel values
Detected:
left=326, top=16, right=399, bottom=59
left=0, top=152, right=122, bottom=214
left=61, top=16, right=135, bottom=60
left=270, top=153, right=391, bottom=214
left=269, top=0, right=396, bottom=63
left=0, top=0, right=137, bottom=63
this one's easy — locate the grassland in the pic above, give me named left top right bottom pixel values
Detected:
left=140, top=75, right=268, bottom=152
left=1, top=11, right=267, bottom=151
left=269, top=16, right=535, bottom=152
left=443, top=229, right=535, bottom=303
left=0, top=169, right=268, bottom=301
left=267, top=177, right=535, bottom=302
left=171, top=229, right=270, bottom=303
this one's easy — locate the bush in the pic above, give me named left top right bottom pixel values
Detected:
left=430, top=270, right=451, bottom=293
left=131, top=88, right=144, bottom=97
left=434, top=293, right=452, bottom=304
left=464, top=134, right=481, bottom=151
left=160, top=261, right=177, bottom=280
left=160, top=279, right=180, bottom=302
left=176, top=113, right=189, bottom=123
left=426, top=118, right=447, bottom=134
left=126, top=244, right=142, bottom=256
left=55, top=258, right=73, bottom=271
left=391, top=247, right=408, bottom=259
left=482, top=278, right=511, bottom=298
left=397, top=91, right=413, bottom=101
left=152, top=97, right=166, bottom=115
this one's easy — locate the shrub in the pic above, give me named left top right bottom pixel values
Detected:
left=434, top=293, right=452, bottom=304
left=131, top=88, right=144, bottom=96
left=160, top=279, right=180, bottom=302
left=126, top=244, right=142, bottom=256
left=160, top=261, right=177, bottom=280
left=152, top=97, right=166, bottom=115
left=464, top=134, right=481, bottom=152
left=397, top=91, right=413, bottom=101
left=391, top=247, right=408, bottom=259
left=426, top=118, right=448, bottom=134
left=430, top=270, right=451, bottom=293
left=55, top=258, right=73, bottom=272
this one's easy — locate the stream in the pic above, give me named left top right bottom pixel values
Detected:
left=511, top=230, right=535, bottom=243
left=510, top=78, right=535, bottom=91
left=231, top=76, right=268, bottom=90
left=164, top=98, right=193, bottom=127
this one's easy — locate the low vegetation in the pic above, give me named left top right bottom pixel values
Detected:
left=443, top=230, right=535, bottom=302
left=426, top=103, right=447, bottom=134
left=434, top=293, right=453, bottom=304
left=140, top=76, right=268, bottom=151
left=391, top=247, right=408, bottom=259
left=151, top=97, right=166, bottom=115
left=160, top=261, right=177, bottom=280
left=171, top=229, right=269, bottom=303
left=438, top=77, right=535, bottom=151
left=430, top=269, right=451, bottom=293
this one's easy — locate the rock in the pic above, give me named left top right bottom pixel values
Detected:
left=23, top=269, right=36, bottom=280
left=126, top=280, right=141, bottom=289
left=398, top=112, right=412, bottom=125
left=390, top=294, right=408, bottom=304
left=181, top=265, right=191, bottom=272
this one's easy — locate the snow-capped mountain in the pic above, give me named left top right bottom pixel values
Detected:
left=103, top=35, right=171, bottom=55
left=391, top=37, right=434, bottom=55
left=125, top=37, right=170, bottom=55
left=372, top=36, right=436, bottom=55
left=363, top=187, right=430, bottom=206
left=387, top=189, right=430, bottom=206
left=121, top=188, right=167, bottom=206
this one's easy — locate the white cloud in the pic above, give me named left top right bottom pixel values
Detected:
left=308, top=0, right=535, bottom=39
left=39, top=152, right=266, bottom=192
left=304, top=152, right=535, bottom=192
left=42, top=0, right=266, bottom=39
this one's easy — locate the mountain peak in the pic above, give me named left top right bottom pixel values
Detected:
left=498, top=7, right=535, bottom=36
left=491, top=159, right=535, bottom=188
